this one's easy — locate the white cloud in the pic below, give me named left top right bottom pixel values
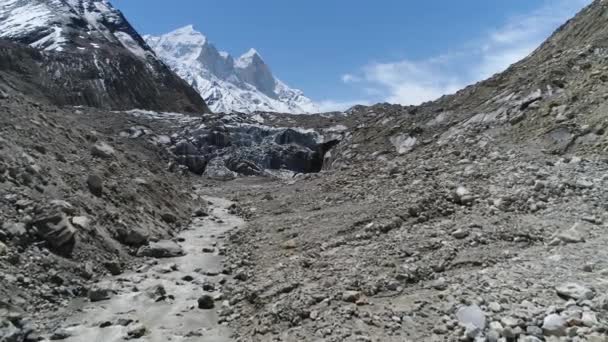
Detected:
left=341, top=74, right=360, bottom=83
left=343, top=0, right=591, bottom=106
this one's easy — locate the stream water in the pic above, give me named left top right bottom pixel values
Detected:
left=56, top=197, right=242, bottom=342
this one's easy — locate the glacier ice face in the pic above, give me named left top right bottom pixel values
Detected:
left=146, top=26, right=319, bottom=114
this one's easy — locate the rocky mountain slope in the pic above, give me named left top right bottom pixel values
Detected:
left=0, top=0, right=209, bottom=113
left=145, top=26, right=318, bottom=114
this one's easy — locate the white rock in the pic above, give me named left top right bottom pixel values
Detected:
left=452, top=229, right=469, bottom=239
left=91, top=142, right=115, bottom=159
left=581, top=311, right=598, bottom=327
left=71, top=216, right=91, bottom=230
left=542, top=314, right=566, bottom=336
left=456, top=305, right=486, bottom=330
left=488, top=302, right=502, bottom=312
left=555, top=223, right=586, bottom=244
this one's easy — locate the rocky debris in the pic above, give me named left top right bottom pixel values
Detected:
left=0, top=94, right=196, bottom=335
left=137, top=240, right=185, bottom=258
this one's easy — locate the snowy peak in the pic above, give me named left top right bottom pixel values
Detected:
left=145, top=27, right=319, bottom=114
left=236, top=48, right=263, bottom=68
left=145, top=25, right=208, bottom=63
left=0, top=0, right=153, bottom=59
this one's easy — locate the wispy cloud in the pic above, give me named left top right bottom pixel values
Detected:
left=341, top=0, right=591, bottom=106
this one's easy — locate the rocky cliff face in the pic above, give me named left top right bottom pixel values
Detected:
left=145, top=26, right=318, bottom=114
left=0, top=0, right=209, bottom=113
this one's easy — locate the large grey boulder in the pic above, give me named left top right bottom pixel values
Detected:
left=0, top=318, right=24, bottom=342
left=116, top=226, right=149, bottom=247
left=91, top=142, right=115, bottom=159
left=204, top=158, right=236, bottom=181
left=29, top=212, right=76, bottom=257
left=137, top=240, right=184, bottom=258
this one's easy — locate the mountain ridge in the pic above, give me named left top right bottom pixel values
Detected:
left=0, top=0, right=210, bottom=113
left=145, top=26, right=319, bottom=114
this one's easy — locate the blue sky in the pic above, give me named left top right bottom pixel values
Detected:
left=114, top=0, right=591, bottom=110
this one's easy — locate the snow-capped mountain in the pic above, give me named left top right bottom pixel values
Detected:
left=0, top=0, right=154, bottom=58
left=145, top=26, right=319, bottom=114
left=0, top=0, right=209, bottom=113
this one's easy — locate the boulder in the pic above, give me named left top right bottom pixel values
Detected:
left=137, top=240, right=184, bottom=258
left=555, top=283, right=595, bottom=300
left=161, top=213, right=177, bottom=224
left=71, top=216, right=91, bottom=230
left=204, top=158, right=236, bottom=181
left=87, top=174, right=103, bottom=197
left=176, top=155, right=207, bottom=175
left=173, top=141, right=198, bottom=156
left=2, top=222, right=26, bottom=238
left=555, top=223, right=587, bottom=244
left=30, top=212, right=76, bottom=257
left=103, top=261, right=122, bottom=276
left=456, top=305, right=486, bottom=330
left=126, top=324, right=147, bottom=339
left=91, top=142, right=115, bottom=159
left=542, top=314, right=566, bottom=336
left=88, top=286, right=112, bottom=302
left=0, top=319, right=24, bottom=342
left=197, top=295, right=215, bottom=309
left=116, top=227, right=149, bottom=247
left=49, top=200, right=77, bottom=215
left=341, top=291, right=362, bottom=303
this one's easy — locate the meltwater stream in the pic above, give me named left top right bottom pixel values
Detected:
left=55, top=197, right=243, bottom=342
